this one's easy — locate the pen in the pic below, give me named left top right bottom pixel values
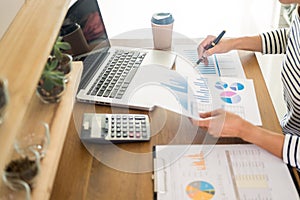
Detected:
left=195, top=30, right=226, bottom=65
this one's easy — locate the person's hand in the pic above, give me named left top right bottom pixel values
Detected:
left=197, top=36, right=234, bottom=65
left=191, top=109, right=249, bottom=138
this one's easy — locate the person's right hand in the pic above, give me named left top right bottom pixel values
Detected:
left=197, top=36, right=235, bottom=65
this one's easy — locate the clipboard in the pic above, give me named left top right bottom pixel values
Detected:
left=152, top=144, right=299, bottom=200
left=153, top=146, right=167, bottom=200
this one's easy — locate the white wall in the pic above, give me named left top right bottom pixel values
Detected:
left=0, top=0, right=282, bottom=40
left=0, top=0, right=25, bottom=39
left=99, top=0, right=281, bottom=39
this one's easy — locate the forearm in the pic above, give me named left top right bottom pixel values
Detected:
left=238, top=121, right=284, bottom=158
left=229, top=35, right=263, bottom=52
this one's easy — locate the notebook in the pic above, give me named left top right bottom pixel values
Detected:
left=61, top=0, right=176, bottom=110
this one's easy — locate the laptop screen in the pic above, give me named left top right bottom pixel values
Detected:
left=60, top=0, right=110, bottom=57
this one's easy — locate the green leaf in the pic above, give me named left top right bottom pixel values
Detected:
left=52, top=36, right=71, bottom=60
left=43, top=78, right=55, bottom=91
left=41, top=58, right=65, bottom=92
left=56, top=42, right=71, bottom=50
left=47, top=59, right=58, bottom=71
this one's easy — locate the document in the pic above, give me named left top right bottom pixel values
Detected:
left=174, top=45, right=246, bottom=78
left=130, top=65, right=262, bottom=125
left=153, top=144, right=299, bottom=200
left=189, top=76, right=262, bottom=126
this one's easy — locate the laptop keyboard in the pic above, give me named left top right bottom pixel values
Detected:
left=87, top=50, right=146, bottom=99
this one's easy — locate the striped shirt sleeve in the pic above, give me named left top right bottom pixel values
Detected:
left=260, top=28, right=290, bottom=54
left=283, top=134, right=300, bottom=169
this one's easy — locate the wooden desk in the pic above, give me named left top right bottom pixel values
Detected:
left=50, top=39, right=299, bottom=199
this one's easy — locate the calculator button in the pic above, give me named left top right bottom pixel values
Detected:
left=142, top=132, right=148, bottom=138
left=136, top=132, right=141, bottom=138
left=123, top=132, right=128, bottom=138
left=111, top=131, right=115, bottom=135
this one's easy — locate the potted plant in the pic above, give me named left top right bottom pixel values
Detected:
left=2, top=148, right=40, bottom=199
left=36, top=59, right=65, bottom=103
left=52, top=36, right=72, bottom=82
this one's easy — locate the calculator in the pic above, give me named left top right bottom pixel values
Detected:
left=80, top=113, right=151, bottom=143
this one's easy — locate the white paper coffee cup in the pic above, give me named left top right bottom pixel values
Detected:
left=151, top=13, right=174, bottom=50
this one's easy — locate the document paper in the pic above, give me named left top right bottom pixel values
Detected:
left=153, top=144, right=299, bottom=200
left=174, top=45, right=246, bottom=78
left=129, top=65, right=262, bottom=125
left=189, top=76, right=262, bottom=126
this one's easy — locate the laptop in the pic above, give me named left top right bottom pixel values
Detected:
left=60, top=0, right=176, bottom=111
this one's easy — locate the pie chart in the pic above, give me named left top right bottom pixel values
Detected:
left=186, top=181, right=215, bottom=200
left=220, top=91, right=241, bottom=104
left=215, top=81, right=228, bottom=90
left=230, top=82, right=244, bottom=91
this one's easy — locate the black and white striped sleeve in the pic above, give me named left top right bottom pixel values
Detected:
left=283, top=134, right=300, bottom=169
left=260, top=28, right=290, bottom=54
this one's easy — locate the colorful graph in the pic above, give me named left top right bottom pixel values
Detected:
left=230, top=82, right=244, bottom=91
left=194, top=56, right=217, bottom=75
left=186, top=152, right=206, bottom=170
left=220, top=91, right=241, bottom=104
left=215, top=81, right=244, bottom=104
left=186, top=181, right=215, bottom=200
left=193, top=78, right=210, bottom=104
left=215, top=81, right=228, bottom=90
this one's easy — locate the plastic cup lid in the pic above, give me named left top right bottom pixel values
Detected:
left=151, top=13, right=174, bottom=25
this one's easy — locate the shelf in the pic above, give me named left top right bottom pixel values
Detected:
left=0, top=0, right=71, bottom=181
left=0, top=62, right=82, bottom=199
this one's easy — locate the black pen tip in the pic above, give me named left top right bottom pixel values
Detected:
left=196, top=58, right=202, bottom=65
